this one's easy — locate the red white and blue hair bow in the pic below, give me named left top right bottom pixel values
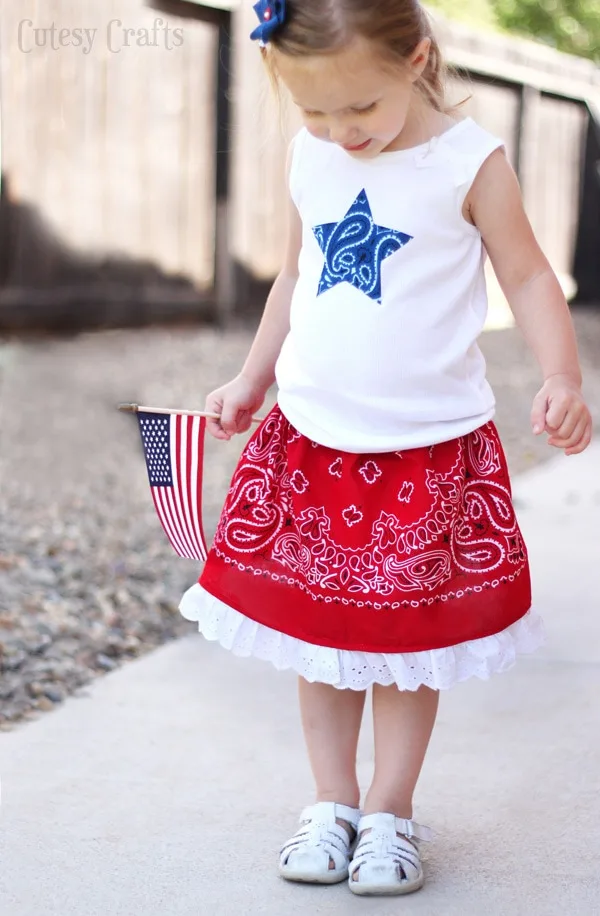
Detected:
left=250, top=0, right=287, bottom=45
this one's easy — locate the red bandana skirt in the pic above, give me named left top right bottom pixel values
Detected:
left=198, top=407, right=531, bottom=654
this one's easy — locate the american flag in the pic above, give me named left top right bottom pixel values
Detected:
left=136, top=411, right=208, bottom=561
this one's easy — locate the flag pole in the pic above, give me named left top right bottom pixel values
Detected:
left=118, top=403, right=263, bottom=424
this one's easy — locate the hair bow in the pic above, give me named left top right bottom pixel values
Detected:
left=250, top=0, right=287, bottom=45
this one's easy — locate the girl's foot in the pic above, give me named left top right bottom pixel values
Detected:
left=348, top=812, right=432, bottom=896
left=279, top=801, right=361, bottom=884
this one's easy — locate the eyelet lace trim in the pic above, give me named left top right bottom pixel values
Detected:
left=180, top=584, right=544, bottom=691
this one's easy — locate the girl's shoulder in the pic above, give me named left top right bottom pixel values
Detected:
left=438, top=116, right=503, bottom=157
left=419, top=117, right=505, bottom=191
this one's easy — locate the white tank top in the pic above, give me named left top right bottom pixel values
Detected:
left=275, top=118, right=504, bottom=453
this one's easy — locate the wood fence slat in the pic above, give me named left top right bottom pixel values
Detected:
left=180, top=23, right=217, bottom=287
left=1, top=0, right=217, bottom=302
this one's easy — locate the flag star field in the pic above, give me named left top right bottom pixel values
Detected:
left=139, top=415, right=172, bottom=486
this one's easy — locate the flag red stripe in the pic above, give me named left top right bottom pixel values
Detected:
left=151, top=486, right=188, bottom=558
left=178, top=416, right=205, bottom=560
left=171, top=416, right=198, bottom=559
left=192, top=417, right=208, bottom=560
left=163, top=470, right=196, bottom=560
left=198, top=417, right=208, bottom=558
left=157, top=485, right=191, bottom=559
left=182, top=416, right=202, bottom=558
left=156, top=485, right=188, bottom=558
left=181, top=415, right=208, bottom=561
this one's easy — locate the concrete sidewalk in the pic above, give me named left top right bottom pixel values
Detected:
left=1, top=447, right=599, bottom=916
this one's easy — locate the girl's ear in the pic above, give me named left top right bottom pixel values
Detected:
left=407, top=37, right=431, bottom=82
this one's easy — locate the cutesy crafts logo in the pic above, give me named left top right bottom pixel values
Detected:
left=17, top=18, right=184, bottom=55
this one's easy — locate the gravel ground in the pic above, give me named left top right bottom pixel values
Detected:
left=1, top=308, right=599, bottom=729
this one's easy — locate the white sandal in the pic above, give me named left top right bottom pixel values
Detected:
left=348, top=812, right=433, bottom=896
left=279, top=801, right=361, bottom=884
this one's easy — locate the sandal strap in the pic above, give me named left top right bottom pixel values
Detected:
left=299, top=802, right=361, bottom=830
left=349, top=833, right=422, bottom=883
left=358, top=813, right=433, bottom=842
left=281, top=824, right=350, bottom=860
left=280, top=802, right=361, bottom=872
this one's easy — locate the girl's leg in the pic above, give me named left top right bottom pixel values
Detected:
left=363, top=683, right=439, bottom=818
left=298, top=678, right=366, bottom=810
left=349, top=685, right=439, bottom=891
left=280, top=679, right=367, bottom=878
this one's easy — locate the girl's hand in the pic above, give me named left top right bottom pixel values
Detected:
left=204, top=374, right=266, bottom=441
left=531, top=374, right=593, bottom=456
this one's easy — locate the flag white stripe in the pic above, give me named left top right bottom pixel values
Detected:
left=189, top=416, right=207, bottom=560
left=187, top=416, right=207, bottom=560
left=154, top=485, right=188, bottom=558
left=169, top=416, right=199, bottom=559
left=164, top=469, right=195, bottom=560
left=152, top=487, right=183, bottom=557
left=163, top=487, right=190, bottom=559
left=179, top=416, right=205, bottom=560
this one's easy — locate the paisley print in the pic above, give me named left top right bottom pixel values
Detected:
left=343, top=505, right=364, bottom=527
left=313, top=189, right=413, bottom=303
left=218, top=464, right=285, bottom=553
left=290, top=470, right=309, bottom=494
left=398, top=481, right=414, bottom=504
left=200, top=407, right=532, bottom=653
left=328, top=457, right=343, bottom=478
left=359, top=460, right=382, bottom=485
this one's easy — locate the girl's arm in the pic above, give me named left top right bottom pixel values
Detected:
left=465, top=150, right=593, bottom=456
left=239, top=193, right=302, bottom=394
left=205, top=155, right=302, bottom=439
left=205, top=152, right=302, bottom=440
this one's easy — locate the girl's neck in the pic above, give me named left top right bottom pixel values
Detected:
left=383, top=102, right=456, bottom=154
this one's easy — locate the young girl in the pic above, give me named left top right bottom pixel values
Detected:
left=180, top=0, right=593, bottom=897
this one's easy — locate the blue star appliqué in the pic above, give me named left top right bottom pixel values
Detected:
left=313, top=189, right=413, bottom=304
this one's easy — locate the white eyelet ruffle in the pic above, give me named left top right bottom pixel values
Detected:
left=179, top=584, right=545, bottom=692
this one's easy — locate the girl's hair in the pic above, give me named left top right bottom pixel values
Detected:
left=264, top=0, right=447, bottom=113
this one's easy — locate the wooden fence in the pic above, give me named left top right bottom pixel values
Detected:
left=0, top=0, right=217, bottom=326
left=0, top=0, right=599, bottom=329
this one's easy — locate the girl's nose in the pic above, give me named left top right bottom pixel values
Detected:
left=329, top=124, right=358, bottom=146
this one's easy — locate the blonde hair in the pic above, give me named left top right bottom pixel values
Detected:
left=263, top=0, right=447, bottom=113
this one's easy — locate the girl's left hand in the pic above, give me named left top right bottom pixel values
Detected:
left=531, top=374, right=593, bottom=456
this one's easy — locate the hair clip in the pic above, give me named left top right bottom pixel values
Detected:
left=250, top=0, right=287, bottom=46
